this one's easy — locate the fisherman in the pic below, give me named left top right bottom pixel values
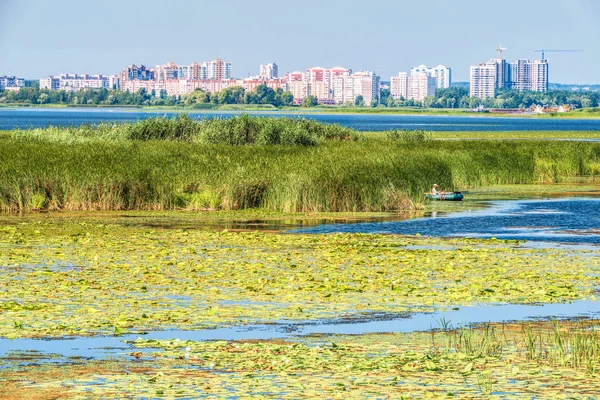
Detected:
left=432, top=184, right=439, bottom=195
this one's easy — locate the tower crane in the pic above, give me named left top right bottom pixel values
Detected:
left=497, top=45, right=507, bottom=60
left=533, top=49, right=582, bottom=61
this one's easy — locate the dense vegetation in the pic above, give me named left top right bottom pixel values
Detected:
left=3, top=84, right=600, bottom=110
left=0, top=84, right=295, bottom=108
left=388, top=87, right=600, bottom=109
left=12, top=114, right=359, bottom=145
left=1, top=116, right=599, bottom=213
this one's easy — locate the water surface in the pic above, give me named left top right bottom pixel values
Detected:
left=296, top=198, right=600, bottom=245
left=3, top=108, right=600, bottom=132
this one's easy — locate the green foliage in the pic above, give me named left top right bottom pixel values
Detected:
left=386, top=129, right=433, bottom=143
left=12, top=114, right=359, bottom=146
left=1, top=124, right=599, bottom=212
left=29, top=193, right=47, bottom=210
left=0, top=85, right=295, bottom=108
left=382, top=87, right=600, bottom=109
left=301, top=95, right=319, bottom=108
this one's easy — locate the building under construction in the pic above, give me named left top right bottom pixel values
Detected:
left=470, top=46, right=549, bottom=99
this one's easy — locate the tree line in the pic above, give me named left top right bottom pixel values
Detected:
left=0, top=84, right=296, bottom=108
left=2, top=84, right=600, bottom=109
left=380, top=87, right=600, bottom=109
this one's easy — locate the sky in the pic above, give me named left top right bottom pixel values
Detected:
left=1, top=0, right=599, bottom=84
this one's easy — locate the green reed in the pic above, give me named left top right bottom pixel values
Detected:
left=1, top=117, right=599, bottom=212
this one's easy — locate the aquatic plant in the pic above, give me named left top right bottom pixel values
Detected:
left=0, top=220, right=598, bottom=339
left=2, top=130, right=599, bottom=212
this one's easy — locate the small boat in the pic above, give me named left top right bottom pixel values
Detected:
left=425, top=192, right=464, bottom=201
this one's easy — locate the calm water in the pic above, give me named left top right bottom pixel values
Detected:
left=2, top=300, right=599, bottom=359
left=295, top=198, right=600, bottom=245
left=3, top=107, right=600, bottom=131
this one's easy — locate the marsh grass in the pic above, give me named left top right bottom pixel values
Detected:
left=1, top=116, right=600, bottom=212
left=434, top=320, right=600, bottom=374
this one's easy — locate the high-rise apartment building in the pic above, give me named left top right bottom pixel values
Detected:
left=285, top=71, right=307, bottom=101
left=205, top=59, right=231, bottom=80
left=407, top=73, right=437, bottom=101
left=530, top=60, right=549, bottom=92
left=390, top=72, right=408, bottom=100
left=474, top=48, right=549, bottom=95
left=0, top=76, right=25, bottom=91
left=155, top=62, right=180, bottom=81
left=331, top=71, right=379, bottom=106
left=487, top=58, right=511, bottom=89
left=510, top=59, right=548, bottom=92
left=302, top=66, right=352, bottom=101
left=122, top=64, right=155, bottom=81
left=410, top=64, right=451, bottom=89
left=259, top=63, right=278, bottom=79
left=470, top=63, right=497, bottom=99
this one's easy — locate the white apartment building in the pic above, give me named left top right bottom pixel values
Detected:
left=155, top=62, right=180, bottom=81
left=259, top=63, right=278, bottom=79
left=410, top=64, right=451, bottom=89
left=407, top=73, right=436, bottom=102
left=0, top=76, right=25, bottom=90
left=40, top=74, right=110, bottom=92
left=510, top=59, right=548, bottom=92
left=530, top=60, right=549, bottom=92
left=332, top=71, right=379, bottom=106
left=470, top=63, right=497, bottom=99
left=39, top=77, right=60, bottom=90
left=285, top=71, right=307, bottom=101
left=205, top=59, right=232, bottom=80
left=390, top=72, right=408, bottom=100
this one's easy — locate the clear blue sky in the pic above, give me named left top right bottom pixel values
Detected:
left=1, top=0, right=599, bottom=84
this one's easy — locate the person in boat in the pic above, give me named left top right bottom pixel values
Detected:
left=432, top=184, right=439, bottom=195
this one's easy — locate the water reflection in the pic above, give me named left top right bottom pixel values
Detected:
left=295, top=198, right=600, bottom=245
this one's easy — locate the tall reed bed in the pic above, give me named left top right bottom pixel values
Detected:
left=1, top=117, right=599, bottom=212
left=11, top=114, right=360, bottom=145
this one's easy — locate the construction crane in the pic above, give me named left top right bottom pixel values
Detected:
left=533, top=49, right=582, bottom=61
left=497, top=45, right=507, bottom=60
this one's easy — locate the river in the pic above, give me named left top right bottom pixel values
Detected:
left=3, top=107, right=600, bottom=131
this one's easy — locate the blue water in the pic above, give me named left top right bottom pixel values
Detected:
left=3, top=107, right=600, bottom=132
left=2, top=300, right=599, bottom=359
left=295, top=198, right=600, bottom=245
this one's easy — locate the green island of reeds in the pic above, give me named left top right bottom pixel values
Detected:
left=1, top=114, right=599, bottom=213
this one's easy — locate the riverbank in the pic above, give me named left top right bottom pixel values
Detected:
left=4, top=102, right=600, bottom=118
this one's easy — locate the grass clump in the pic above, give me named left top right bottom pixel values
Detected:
left=12, top=114, right=360, bottom=145
left=386, top=128, right=433, bottom=143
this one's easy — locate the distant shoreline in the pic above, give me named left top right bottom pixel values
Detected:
left=2, top=103, right=600, bottom=118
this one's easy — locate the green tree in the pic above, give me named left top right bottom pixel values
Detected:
left=184, top=89, right=211, bottom=105
left=301, top=95, right=318, bottom=107
left=379, top=88, right=390, bottom=106
left=218, top=86, right=245, bottom=104
left=355, top=95, right=365, bottom=107
left=252, top=84, right=277, bottom=105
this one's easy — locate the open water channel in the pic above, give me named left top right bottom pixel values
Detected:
left=1, top=198, right=599, bottom=361
left=4, top=107, right=600, bottom=132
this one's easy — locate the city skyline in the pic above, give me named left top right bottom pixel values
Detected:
left=1, top=0, right=599, bottom=84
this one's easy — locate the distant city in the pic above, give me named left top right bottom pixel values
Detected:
left=0, top=46, right=594, bottom=106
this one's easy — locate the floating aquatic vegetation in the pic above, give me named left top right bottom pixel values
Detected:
left=0, top=220, right=599, bottom=339
left=2, top=320, right=600, bottom=398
